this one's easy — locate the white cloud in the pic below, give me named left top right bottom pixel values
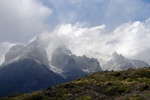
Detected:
left=0, top=0, right=52, bottom=43
left=35, top=18, right=150, bottom=64
left=1, top=18, right=149, bottom=65
left=0, top=0, right=150, bottom=65
left=0, top=0, right=149, bottom=44
left=113, top=20, right=150, bottom=63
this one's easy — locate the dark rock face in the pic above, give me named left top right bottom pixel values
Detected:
left=51, top=46, right=102, bottom=81
left=0, top=58, right=65, bottom=98
left=51, top=46, right=72, bottom=69
left=75, top=55, right=102, bottom=73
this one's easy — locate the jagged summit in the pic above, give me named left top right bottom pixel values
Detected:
left=5, top=44, right=24, bottom=62
left=55, top=46, right=72, bottom=55
left=112, top=52, right=118, bottom=57
left=103, top=52, right=149, bottom=71
left=112, top=52, right=124, bottom=60
left=8, top=44, right=24, bottom=51
left=50, top=46, right=102, bottom=80
left=2, top=39, right=49, bottom=67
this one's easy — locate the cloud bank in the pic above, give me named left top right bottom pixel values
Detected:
left=0, top=0, right=150, bottom=43
left=1, top=19, right=150, bottom=65
left=0, top=0, right=51, bottom=43
left=0, top=0, right=150, bottom=65
left=36, top=19, right=150, bottom=64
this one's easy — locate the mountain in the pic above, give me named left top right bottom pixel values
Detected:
left=50, top=46, right=102, bottom=81
left=1, top=37, right=149, bottom=98
left=2, top=38, right=49, bottom=67
left=0, top=41, right=102, bottom=98
left=3, top=67, right=150, bottom=100
left=0, top=58, right=65, bottom=98
left=102, top=52, right=149, bottom=71
left=0, top=39, right=67, bottom=98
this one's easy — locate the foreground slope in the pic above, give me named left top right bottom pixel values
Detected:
left=2, top=67, right=150, bottom=100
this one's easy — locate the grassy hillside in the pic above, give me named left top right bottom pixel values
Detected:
left=1, top=67, right=150, bottom=100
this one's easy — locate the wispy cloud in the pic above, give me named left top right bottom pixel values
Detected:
left=0, top=0, right=150, bottom=43
left=36, top=18, right=150, bottom=64
left=0, top=0, right=52, bottom=43
left=0, top=0, right=150, bottom=65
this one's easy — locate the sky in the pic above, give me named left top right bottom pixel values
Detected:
left=0, top=0, right=150, bottom=64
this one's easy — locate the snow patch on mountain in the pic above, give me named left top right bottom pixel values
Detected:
left=82, top=69, right=90, bottom=73
left=102, top=52, right=149, bottom=71
left=49, top=64, right=63, bottom=74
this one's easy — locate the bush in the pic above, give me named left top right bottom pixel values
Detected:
left=103, top=85, right=128, bottom=96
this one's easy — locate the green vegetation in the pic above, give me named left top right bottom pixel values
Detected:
left=1, top=67, right=150, bottom=100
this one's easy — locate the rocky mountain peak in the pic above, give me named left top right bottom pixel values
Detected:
left=112, top=52, right=124, bottom=60
left=9, top=44, right=24, bottom=51
left=2, top=39, right=49, bottom=67
left=55, top=46, right=72, bottom=55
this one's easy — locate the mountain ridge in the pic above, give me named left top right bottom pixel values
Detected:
left=0, top=42, right=102, bottom=98
left=0, top=39, right=149, bottom=98
left=102, top=52, right=149, bottom=71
